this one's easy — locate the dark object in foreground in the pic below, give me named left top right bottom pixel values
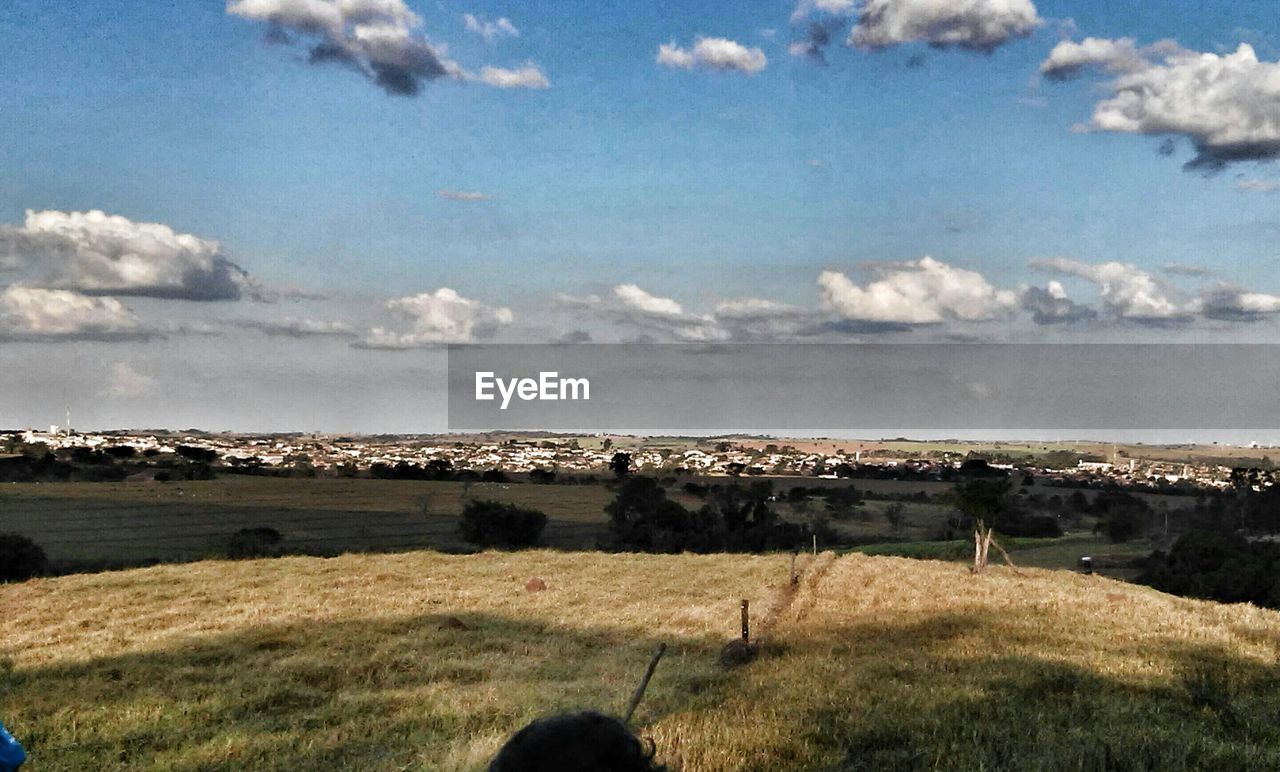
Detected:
left=488, top=711, right=666, bottom=772
left=718, top=638, right=757, bottom=667
left=0, top=533, right=47, bottom=582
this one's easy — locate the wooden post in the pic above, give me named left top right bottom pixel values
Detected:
left=789, top=552, right=798, bottom=585
left=623, top=643, right=667, bottom=725
left=812, top=534, right=817, bottom=556
left=740, top=599, right=750, bottom=642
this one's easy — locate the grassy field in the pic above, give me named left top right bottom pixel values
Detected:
left=0, top=477, right=624, bottom=565
left=0, top=476, right=1179, bottom=576
left=4, top=550, right=1280, bottom=770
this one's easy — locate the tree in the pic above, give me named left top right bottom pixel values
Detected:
left=605, top=476, right=691, bottom=551
left=884, top=503, right=907, bottom=533
left=824, top=486, right=863, bottom=520
left=949, top=478, right=1015, bottom=573
left=610, top=452, right=632, bottom=479
left=226, top=527, right=283, bottom=559
left=0, top=533, right=48, bottom=581
left=458, top=500, right=547, bottom=548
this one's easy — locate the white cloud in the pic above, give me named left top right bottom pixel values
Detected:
left=0, top=209, right=252, bottom=301
left=228, top=0, right=465, bottom=96
left=1198, top=284, right=1280, bottom=321
left=1019, top=280, right=1096, bottom=324
left=714, top=297, right=817, bottom=339
left=818, top=257, right=1017, bottom=324
left=656, top=43, right=695, bottom=69
left=1237, top=179, right=1280, bottom=193
left=1047, top=41, right=1280, bottom=169
left=0, top=286, right=151, bottom=341
left=476, top=63, right=550, bottom=89
left=613, top=284, right=684, bottom=316
left=105, top=363, right=157, bottom=398
left=358, top=287, right=513, bottom=348
left=235, top=318, right=356, bottom=337
left=1030, top=257, right=1194, bottom=321
left=791, top=0, right=856, bottom=25
left=556, top=285, right=730, bottom=342
left=848, top=0, right=1042, bottom=52
left=462, top=13, right=518, bottom=43
left=438, top=189, right=493, bottom=201
left=657, top=37, right=767, bottom=74
left=1039, top=37, right=1148, bottom=79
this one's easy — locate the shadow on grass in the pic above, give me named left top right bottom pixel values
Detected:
left=1, top=611, right=726, bottom=771
left=3, top=607, right=1279, bottom=771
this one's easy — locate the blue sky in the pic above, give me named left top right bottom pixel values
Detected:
left=1, top=0, right=1279, bottom=431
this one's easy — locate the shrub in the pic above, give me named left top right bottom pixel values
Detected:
left=227, top=527, right=284, bottom=559
left=0, top=533, right=49, bottom=581
left=458, top=500, right=547, bottom=548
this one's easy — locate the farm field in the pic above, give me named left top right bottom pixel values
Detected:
left=4, top=550, right=1280, bottom=770
left=0, top=475, right=1180, bottom=574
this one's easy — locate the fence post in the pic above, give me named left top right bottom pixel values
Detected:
left=740, top=599, right=750, bottom=643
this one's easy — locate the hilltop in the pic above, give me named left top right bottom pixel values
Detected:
left=4, top=551, right=1280, bottom=770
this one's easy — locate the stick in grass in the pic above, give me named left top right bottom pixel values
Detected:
left=623, top=643, right=667, bottom=725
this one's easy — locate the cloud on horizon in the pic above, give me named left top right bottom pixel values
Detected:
left=0, top=210, right=254, bottom=302
left=0, top=285, right=156, bottom=342
left=1030, top=257, right=1195, bottom=322
left=357, top=287, right=513, bottom=348
left=819, top=257, right=1018, bottom=324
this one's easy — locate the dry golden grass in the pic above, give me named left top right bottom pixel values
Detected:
left=4, top=551, right=1280, bottom=770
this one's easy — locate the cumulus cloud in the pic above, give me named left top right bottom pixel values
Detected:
left=556, top=285, right=729, bottom=342
left=1039, top=37, right=1149, bottom=79
left=0, top=210, right=252, bottom=301
left=105, top=362, right=157, bottom=397
left=657, top=37, right=768, bottom=73
left=357, top=287, right=513, bottom=348
left=234, top=318, right=356, bottom=338
left=818, top=257, right=1018, bottom=324
left=228, top=0, right=464, bottom=96
left=848, top=0, right=1042, bottom=52
left=1019, top=281, right=1096, bottom=324
left=1197, top=284, right=1280, bottom=321
left=0, top=286, right=152, bottom=342
left=1030, top=257, right=1194, bottom=322
left=477, top=63, right=550, bottom=89
left=463, top=13, right=517, bottom=43
left=1045, top=40, right=1280, bottom=169
left=713, top=298, right=819, bottom=340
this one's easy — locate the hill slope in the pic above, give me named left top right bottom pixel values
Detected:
left=3, top=551, right=1280, bottom=770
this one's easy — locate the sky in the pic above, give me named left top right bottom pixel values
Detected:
left=1, top=0, right=1279, bottom=433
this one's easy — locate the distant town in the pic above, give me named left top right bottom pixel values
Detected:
left=3, top=426, right=1274, bottom=492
